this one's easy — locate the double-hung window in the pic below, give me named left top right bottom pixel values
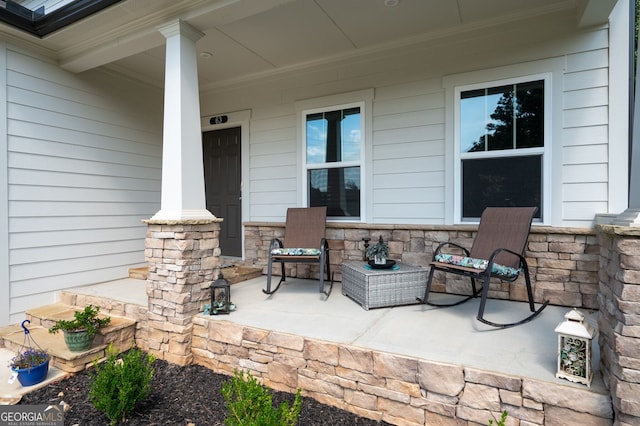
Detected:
left=303, top=104, right=363, bottom=219
left=458, top=77, right=546, bottom=221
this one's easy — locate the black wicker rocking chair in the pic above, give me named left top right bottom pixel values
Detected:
left=418, top=207, right=549, bottom=328
left=264, top=207, right=332, bottom=297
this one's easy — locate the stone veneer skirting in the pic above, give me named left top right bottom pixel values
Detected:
left=244, top=222, right=599, bottom=309
left=191, top=317, right=613, bottom=426
left=99, top=218, right=640, bottom=424
left=597, top=225, right=640, bottom=425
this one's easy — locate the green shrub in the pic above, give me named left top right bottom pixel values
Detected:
left=89, top=345, right=155, bottom=425
left=222, top=369, right=302, bottom=426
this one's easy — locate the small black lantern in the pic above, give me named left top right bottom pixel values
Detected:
left=209, top=273, right=231, bottom=315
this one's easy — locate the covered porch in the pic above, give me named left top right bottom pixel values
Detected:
left=63, top=274, right=611, bottom=425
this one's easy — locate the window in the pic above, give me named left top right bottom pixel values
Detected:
left=303, top=104, right=363, bottom=219
left=458, top=78, right=546, bottom=221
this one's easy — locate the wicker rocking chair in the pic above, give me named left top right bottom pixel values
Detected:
left=264, top=206, right=333, bottom=297
left=419, top=207, right=549, bottom=328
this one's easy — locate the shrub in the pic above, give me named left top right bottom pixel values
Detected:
left=89, top=345, right=155, bottom=426
left=222, top=369, right=302, bottom=426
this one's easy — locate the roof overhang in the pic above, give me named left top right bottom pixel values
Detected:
left=577, top=0, right=618, bottom=28
left=0, top=0, right=624, bottom=89
left=0, top=0, right=122, bottom=37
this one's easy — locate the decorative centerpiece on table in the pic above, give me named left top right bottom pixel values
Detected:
left=9, top=320, right=51, bottom=386
left=366, top=235, right=394, bottom=269
left=48, top=304, right=111, bottom=352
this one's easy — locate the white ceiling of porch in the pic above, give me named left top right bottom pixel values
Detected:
left=2, top=0, right=617, bottom=89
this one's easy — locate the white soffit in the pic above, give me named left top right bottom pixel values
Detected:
left=1, top=0, right=613, bottom=88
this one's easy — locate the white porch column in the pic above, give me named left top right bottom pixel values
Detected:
left=613, top=0, right=640, bottom=226
left=151, top=20, right=214, bottom=221
left=614, top=112, right=640, bottom=225
left=615, top=36, right=640, bottom=225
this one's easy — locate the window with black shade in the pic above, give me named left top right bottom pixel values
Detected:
left=462, top=156, right=542, bottom=218
left=304, top=106, right=362, bottom=218
left=459, top=79, right=545, bottom=220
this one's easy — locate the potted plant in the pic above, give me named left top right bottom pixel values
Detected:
left=10, top=348, right=51, bottom=386
left=9, top=320, right=51, bottom=386
left=49, top=305, right=111, bottom=352
left=366, top=235, right=389, bottom=265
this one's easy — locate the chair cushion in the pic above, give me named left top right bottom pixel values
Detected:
left=434, top=254, right=520, bottom=278
left=271, top=248, right=321, bottom=256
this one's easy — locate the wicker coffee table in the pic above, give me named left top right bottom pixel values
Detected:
left=341, top=261, right=428, bottom=310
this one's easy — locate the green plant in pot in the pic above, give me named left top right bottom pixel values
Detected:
left=49, top=305, right=111, bottom=352
left=366, top=235, right=389, bottom=265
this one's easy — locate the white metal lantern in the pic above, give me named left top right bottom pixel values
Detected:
left=554, top=309, right=597, bottom=386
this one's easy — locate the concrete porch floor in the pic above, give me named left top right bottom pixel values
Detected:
left=1, top=274, right=606, bottom=405
left=73, top=275, right=603, bottom=392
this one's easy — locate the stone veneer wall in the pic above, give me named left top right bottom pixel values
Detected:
left=597, top=225, right=640, bottom=425
left=51, top=219, right=640, bottom=424
left=142, top=219, right=223, bottom=365
left=192, top=317, right=613, bottom=425
left=244, top=223, right=599, bottom=309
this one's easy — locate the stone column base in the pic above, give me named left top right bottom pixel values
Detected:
left=144, top=218, right=223, bottom=365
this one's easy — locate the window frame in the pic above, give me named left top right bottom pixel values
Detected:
left=301, top=102, right=365, bottom=220
left=452, top=72, right=553, bottom=224
left=296, top=89, right=373, bottom=223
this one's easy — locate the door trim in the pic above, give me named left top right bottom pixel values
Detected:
left=201, top=109, right=251, bottom=259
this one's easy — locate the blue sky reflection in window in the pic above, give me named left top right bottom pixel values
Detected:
left=306, top=107, right=361, bottom=218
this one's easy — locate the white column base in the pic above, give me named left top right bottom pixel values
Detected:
left=150, top=209, right=216, bottom=222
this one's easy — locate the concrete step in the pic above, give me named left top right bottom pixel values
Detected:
left=0, top=303, right=136, bottom=374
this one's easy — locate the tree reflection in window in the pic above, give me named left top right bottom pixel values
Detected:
left=306, top=107, right=361, bottom=218
left=462, top=80, right=544, bottom=153
left=460, top=79, right=544, bottom=220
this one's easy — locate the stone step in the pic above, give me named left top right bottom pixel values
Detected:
left=128, top=265, right=148, bottom=279
left=0, top=303, right=136, bottom=373
left=221, top=265, right=263, bottom=284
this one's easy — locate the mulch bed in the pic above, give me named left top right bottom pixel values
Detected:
left=19, top=358, right=392, bottom=425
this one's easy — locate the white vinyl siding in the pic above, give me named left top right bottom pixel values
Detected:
left=248, top=109, right=297, bottom=221
left=373, top=81, right=446, bottom=224
left=227, top=10, right=618, bottom=228
left=561, top=46, right=611, bottom=225
left=4, top=48, right=162, bottom=323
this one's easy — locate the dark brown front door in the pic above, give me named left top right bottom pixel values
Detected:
left=202, top=127, right=242, bottom=257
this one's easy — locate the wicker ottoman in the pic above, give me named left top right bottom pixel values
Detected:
left=341, top=261, right=428, bottom=310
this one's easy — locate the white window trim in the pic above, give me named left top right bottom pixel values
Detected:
left=443, top=59, right=563, bottom=225
left=295, top=89, right=374, bottom=222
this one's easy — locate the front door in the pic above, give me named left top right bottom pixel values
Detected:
left=202, top=127, right=242, bottom=257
